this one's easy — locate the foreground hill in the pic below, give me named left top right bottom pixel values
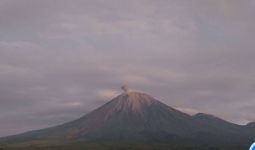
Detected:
left=0, top=91, right=254, bottom=150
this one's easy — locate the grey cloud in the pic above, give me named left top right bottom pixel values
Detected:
left=0, top=0, right=255, bottom=137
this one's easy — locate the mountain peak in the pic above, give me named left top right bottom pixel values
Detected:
left=113, top=91, right=157, bottom=113
left=2, top=89, right=254, bottom=148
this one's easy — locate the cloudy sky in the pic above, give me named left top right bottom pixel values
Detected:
left=1, top=0, right=255, bottom=137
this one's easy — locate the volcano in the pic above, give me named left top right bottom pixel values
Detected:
left=0, top=90, right=254, bottom=149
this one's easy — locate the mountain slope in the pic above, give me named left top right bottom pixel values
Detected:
left=0, top=91, right=254, bottom=149
left=1, top=92, right=196, bottom=142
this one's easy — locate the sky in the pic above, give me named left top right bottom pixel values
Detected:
left=0, top=0, right=255, bottom=137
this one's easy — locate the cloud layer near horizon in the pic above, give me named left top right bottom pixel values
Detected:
left=0, top=0, right=255, bottom=137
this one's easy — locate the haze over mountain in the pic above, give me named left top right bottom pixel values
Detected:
left=0, top=90, right=254, bottom=149
left=1, top=1, right=255, bottom=137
